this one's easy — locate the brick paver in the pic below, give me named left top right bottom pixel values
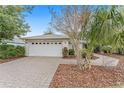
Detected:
left=0, top=57, right=76, bottom=88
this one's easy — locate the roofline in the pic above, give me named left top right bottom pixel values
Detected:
left=21, top=33, right=70, bottom=40
left=21, top=37, right=69, bottom=40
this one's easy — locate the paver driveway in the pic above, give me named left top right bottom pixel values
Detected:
left=0, top=57, right=76, bottom=88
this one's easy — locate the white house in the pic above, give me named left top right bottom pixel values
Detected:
left=22, top=34, right=74, bottom=57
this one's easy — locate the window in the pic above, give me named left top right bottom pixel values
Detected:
left=39, top=43, right=42, bottom=44
left=43, top=42, right=45, bottom=44
left=59, top=42, right=61, bottom=44
left=36, top=43, right=38, bottom=44
left=55, top=42, right=57, bottom=44
left=32, top=43, right=34, bottom=44
left=51, top=42, right=53, bottom=44
left=47, top=42, right=49, bottom=44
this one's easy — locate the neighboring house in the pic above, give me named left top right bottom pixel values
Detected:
left=22, top=34, right=75, bottom=57
left=1, top=37, right=25, bottom=46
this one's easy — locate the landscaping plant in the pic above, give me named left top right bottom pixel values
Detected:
left=50, top=6, right=93, bottom=70
left=0, top=6, right=32, bottom=42
left=62, top=47, right=69, bottom=58
left=0, top=44, right=25, bottom=59
left=69, top=49, right=75, bottom=55
left=50, top=5, right=124, bottom=70
left=81, top=6, right=124, bottom=70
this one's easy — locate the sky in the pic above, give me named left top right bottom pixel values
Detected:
left=24, top=5, right=62, bottom=37
left=24, top=5, right=100, bottom=37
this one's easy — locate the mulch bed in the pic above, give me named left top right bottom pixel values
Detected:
left=49, top=54, right=124, bottom=88
left=0, top=56, right=25, bottom=64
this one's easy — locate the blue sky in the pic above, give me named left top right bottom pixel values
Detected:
left=24, top=5, right=100, bottom=37
left=24, top=5, right=62, bottom=37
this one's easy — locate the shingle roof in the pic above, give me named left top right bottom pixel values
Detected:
left=22, top=34, right=69, bottom=40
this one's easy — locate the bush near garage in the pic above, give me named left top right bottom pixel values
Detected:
left=62, top=48, right=76, bottom=58
left=62, top=47, right=69, bottom=58
left=16, top=46, right=25, bottom=56
left=0, top=44, right=25, bottom=59
left=69, top=49, right=75, bottom=55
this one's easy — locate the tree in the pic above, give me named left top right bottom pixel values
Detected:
left=86, top=6, right=124, bottom=55
left=0, top=5, right=32, bottom=42
left=50, top=5, right=124, bottom=70
left=50, top=6, right=93, bottom=70
left=79, top=6, right=124, bottom=70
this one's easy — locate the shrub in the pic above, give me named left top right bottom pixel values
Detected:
left=0, top=44, right=14, bottom=51
left=82, top=49, right=93, bottom=59
left=0, top=44, right=25, bottom=59
left=82, top=52, right=87, bottom=58
left=101, top=46, right=112, bottom=54
left=62, top=47, right=68, bottom=58
left=94, top=46, right=101, bottom=53
left=69, top=49, right=75, bottom=55
left=16, top=46, right=25, bottom=56
left=6, top=50, right=17, bottom=58
left=118, top=48, right=124, bottom=55
left=0, top=51, right=6, bottom=59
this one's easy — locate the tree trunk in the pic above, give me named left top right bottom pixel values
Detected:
left=76, top=47, right=83, bottom=70
left=74, top=40, right=91, bottom=70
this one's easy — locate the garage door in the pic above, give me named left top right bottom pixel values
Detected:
left=28, top=42, right=63, bottom=57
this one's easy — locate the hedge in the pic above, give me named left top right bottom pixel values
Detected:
left=0, top=44, right=25, bottom=59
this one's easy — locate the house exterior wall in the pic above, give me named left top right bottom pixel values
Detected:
left=25, top=43, right=29, bottom=56
left=25, top=39, right=71, bottom=57
left=24, top=37, right=85, bottom=57
left=62, top=40, right=69, bottom=48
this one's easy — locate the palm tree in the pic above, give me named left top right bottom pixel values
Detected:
left=82, top=6, right=124, bottom=69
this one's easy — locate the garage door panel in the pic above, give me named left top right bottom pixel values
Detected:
left=28, top=44, right=62, bottom=57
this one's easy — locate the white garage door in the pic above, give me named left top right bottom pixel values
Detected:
left=28, top=42, right=63, bottom=57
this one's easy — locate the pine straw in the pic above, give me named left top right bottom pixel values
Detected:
left=49, top=54, right=124, bottom=88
